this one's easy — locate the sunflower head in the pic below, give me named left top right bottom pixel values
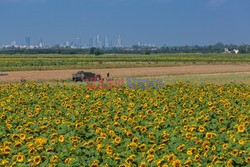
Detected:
left=238, top=124, right=245, bottom=133
left=16, top=154, right=25, bottom=163
left=33, top=156, right=42, bottom=165
left=50, top=156, right=59, bottom=163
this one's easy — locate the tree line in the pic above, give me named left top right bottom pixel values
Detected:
left=0, top=43, right=249, bottom=55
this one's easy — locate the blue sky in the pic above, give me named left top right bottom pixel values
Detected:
left=0, top=0, right=249, bottom=46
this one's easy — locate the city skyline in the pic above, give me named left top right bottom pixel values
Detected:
left=2, top=33, right=249, bottom=50
left=0, top=0, right=250, bottom=46
left=2, top=34, right=161, bottom=49
left=1, top=34, right=126, bottom=48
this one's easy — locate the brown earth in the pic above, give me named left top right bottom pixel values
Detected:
left=0, top=65, right=250, bottom=83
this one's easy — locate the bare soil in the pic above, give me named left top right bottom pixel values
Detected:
left=0, top=65, right=249, bottom=83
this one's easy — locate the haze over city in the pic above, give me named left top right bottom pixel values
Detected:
left=0, top=0, right=250, bottom=47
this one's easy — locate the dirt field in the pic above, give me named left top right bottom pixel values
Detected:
left=0, top=65, right=250, bottom=83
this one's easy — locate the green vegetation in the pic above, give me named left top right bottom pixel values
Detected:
left=0, top=53, right=249, bottom=71
left=1, top=43, right=250, bottom=54
left=152, top=72, right=250, bottom=84
left=29, top=72, right=250, bottom=85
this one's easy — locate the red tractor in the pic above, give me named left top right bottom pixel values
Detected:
left=72, top=71, right=103, bottom=82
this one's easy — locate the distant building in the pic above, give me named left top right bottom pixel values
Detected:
left=11, top=41, right=16, bottom=47
left=233, top=49, right=239, bottom=54
left=25, top=36, right=31, bottom=47
left=76, top=37, right=82, bottom=47
left=38, top=38, right=44, bottom=48
left=104, top=37, right=109, bottom=48
left=225, top=48, right=239, bottom=54
left=70, top=42, right=75, bottom=47
left=224, top=48, right=231, bottom=54
left=138, top=41, right=141, bottom=47
left=96, top=35, right=102, bottom=48
left=66, top=41, right=69, bottom=47
left=116, top=35, right=122, bottom=48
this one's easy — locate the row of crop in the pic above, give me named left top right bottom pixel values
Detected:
left=0, top=58, right=249, bottom=68
left=0, top=82, right=249, bottom=166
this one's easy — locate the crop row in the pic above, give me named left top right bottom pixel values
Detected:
left=0, top=82, right=249, bottom=166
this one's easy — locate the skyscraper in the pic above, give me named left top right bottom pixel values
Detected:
left=104, top=37, right=109, bottom=48
left=66, top=41, right=69, bottom=47
left=38, top=38, right=43, bottom=48
left=76, top=37, right=82, bottom=47
left=25, top=36, right=31, bottom=47
left=117, top=35, right=122, bottom=48
left=138, top=41, right=141, bottom=47
left=11, top=41, right=16, bottom=46
left=96, top=35, right=102, bottom=48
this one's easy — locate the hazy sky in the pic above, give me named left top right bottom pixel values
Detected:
left=0, top=0, right=249, bottom=46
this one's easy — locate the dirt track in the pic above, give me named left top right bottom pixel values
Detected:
left=0, top=65, right=250, bottom=82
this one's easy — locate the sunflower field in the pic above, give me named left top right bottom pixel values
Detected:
left=0, top=82, right=249, bottom=167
